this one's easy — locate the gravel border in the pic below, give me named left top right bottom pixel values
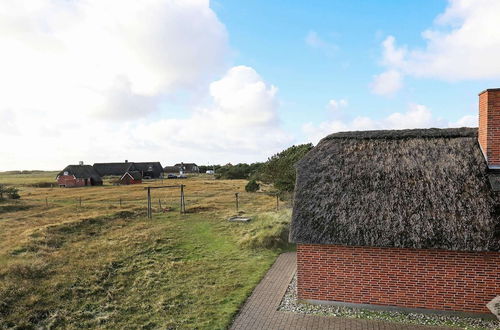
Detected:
left=278, top=275, right=500, bottom=330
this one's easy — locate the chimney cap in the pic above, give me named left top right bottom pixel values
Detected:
left=478, top=88, right=500, bottom=96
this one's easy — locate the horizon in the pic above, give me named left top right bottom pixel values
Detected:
left=1, top=0, right=499, bottom=171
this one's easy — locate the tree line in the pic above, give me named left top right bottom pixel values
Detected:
left=200, top=143, right=313, bottom=194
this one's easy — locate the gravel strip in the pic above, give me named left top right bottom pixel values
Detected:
left=278, top=275, right=500, bottom=330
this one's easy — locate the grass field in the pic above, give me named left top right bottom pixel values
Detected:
left=0, top=172, right=292, bottom=329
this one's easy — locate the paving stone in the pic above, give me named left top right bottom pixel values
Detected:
left=230, top=252, right=451, bottom=330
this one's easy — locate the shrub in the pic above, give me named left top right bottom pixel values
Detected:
left=245, top=179, right=260, bottom=192
left=6, top=187, right=20, bottom=199
left=215, top=163, right=263, bottom=180
left=0, top=185, right=20, bottom=200
left=258, top=143, right=313, bottom=193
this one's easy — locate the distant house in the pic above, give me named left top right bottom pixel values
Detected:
left=93, top=161, right=163, bottom=179
left=119, top=171, right=142, bottom=185
left=132, top=162, right=163, bottom=179
left=290, top=89, right=500, bottom=317
left=163, top=166, right=180, bottom=175
left=93, top=162, right=133, bottom=177
left=174, top=163, right=199, bottom=174
left=56, top=164, right=102, bottom=187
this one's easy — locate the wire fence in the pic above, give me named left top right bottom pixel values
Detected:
left=23, top=187, right=288, bottom=217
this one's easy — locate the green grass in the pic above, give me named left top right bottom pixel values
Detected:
left=0, top=172, right=292, bottom=329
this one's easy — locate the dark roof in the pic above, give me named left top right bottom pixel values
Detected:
left=164, top=166, right=180, bottom=173
left=57, top=165, right=102, bottom=182
left=121, top=171, right=142, bottom=180
left=290, top=127, right=500, bottom=252
left=93, top=162, right=133, bottom=176
left=133, top=162, right=163, bottom=172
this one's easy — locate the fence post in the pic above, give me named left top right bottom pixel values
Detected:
left=276, top=194, right=279, bottom=211
left=79, top=196, right=82, bottom=208
left=45, top=197, right=48, bottom=208
left=119, top=198, right=122, bottom=207
left=147, top=187, right=152, bottom=219
left=180, top=185, right=184, bottom=214
left=159, top=198, right=162, bottom=211
left=235, top=193, right=239, bottom=212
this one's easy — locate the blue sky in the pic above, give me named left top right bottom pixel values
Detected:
left=1, top=0, right=499, bottom=170
left=214, top=0, right=486, bottom=138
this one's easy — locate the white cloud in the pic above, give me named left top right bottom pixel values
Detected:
left=370, top=70, right=403, bottom=96
left=303, top=103, right=476, bottom=144
left=305, top=30, right=338, bottom=56
left=374, top=0, right=500, bottom=83
left=133, top=66, right=292, bottom=162
left=0, top=0, right=228, bottom=123
left=0, top=1, right=294, bottom=170
left=327, top=99, right=348, bottom=112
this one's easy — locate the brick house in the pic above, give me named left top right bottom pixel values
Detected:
left=56, top=164, right=103, bottom=188
left=290, top=89, right=500, bottom=317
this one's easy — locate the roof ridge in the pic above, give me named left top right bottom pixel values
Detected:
left=323, top=127, right=477, bottom=141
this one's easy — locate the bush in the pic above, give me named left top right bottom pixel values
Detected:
left=245, top=179, right=260, bottom=192
left=0, top=185, right=20, bottom=200
left=215, top=163, right=263, bottom=180
left=258, top=143, right=313, bottom=193
left=6, top=187, right=20, bottom=199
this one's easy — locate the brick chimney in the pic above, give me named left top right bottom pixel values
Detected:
left=479, top=88, right=500, bottom=168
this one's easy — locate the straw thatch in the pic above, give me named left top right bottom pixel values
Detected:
left=290, top=127, right=500, bottom=251
left=93, top=162, right=133, bottom=177
left=132, top=162, right=163, bottom=178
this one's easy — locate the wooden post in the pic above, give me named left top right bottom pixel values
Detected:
left=235, top=193, right=239, bottom=212
left=79, top=197, right=82, bottom=207
left=45, top=197, right=48, bottom=208
left=119, top=198, right=122, bottom=207
left=147, top=187, right=151, bottom=219
left=276, top=194, right=279, bottom=211
left=180, top=185, right=184, bottom=214
left=159, top=198, right=162, bottom=211
left=182, top=186, right=186, bottom=213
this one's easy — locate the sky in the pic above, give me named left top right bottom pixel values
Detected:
left=1, top=0, right=500, bottom=170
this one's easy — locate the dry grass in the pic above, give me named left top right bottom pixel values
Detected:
left=0, top=172, right=292, bottom=328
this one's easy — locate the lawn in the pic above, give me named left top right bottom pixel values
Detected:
left=0, top=172, right=292, bottom=328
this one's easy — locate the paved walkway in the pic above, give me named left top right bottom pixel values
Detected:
left=231, top=252, right=451, bottom=330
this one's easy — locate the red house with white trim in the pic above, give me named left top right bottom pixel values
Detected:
left=290, top=89, right=500, bottom=318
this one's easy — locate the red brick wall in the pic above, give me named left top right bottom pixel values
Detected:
left=297, top=244, right=500, bottom=314
left=57, top=175, right=86, bottom=188
left=479, top=89, right=500, bottom=166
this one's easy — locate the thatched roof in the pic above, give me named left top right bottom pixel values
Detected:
left=121, top=171, right=142, bottom=180
left=164, top=166, right=180, bottom=173
left=290, top=127, right=500, bottom=252
left=93, top=162, right=133, bottom=176
left=174, top=163, right=199, bottom=173
left=132, top=162, right=163, bottom=178
left=57, top=165, right=102, bottom=183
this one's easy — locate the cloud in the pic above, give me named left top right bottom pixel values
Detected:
left=0, top=1, right=294, bottom=170
left=0, top=65, right=293, bottom=170
left=133, top=66, right=292, bottom=161
left=0, top=0, right=228, bottom=123
left=327, top=99, right=348, bottom=112
left=373, top=0, right=500, bottom=84
left=303, top=103, right=475, bottom=144
left=370, top=70, right=403, bottom=96
left=305, top=30, right=338, bottom=56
